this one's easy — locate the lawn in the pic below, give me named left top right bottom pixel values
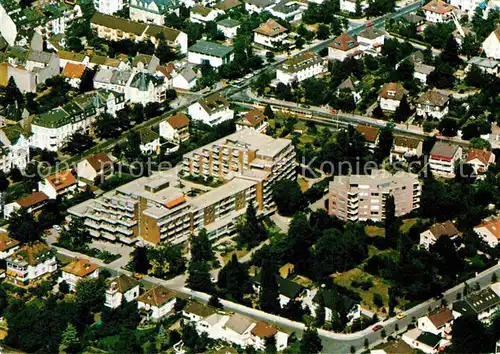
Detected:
left=221, top=249, right=249, bottom=265
left=365, top=225, right=385, bottom=237
left=400, top=218, right=418, bottom=234
left=291, top=274, right=314, bottom=288
left=332, top=268, right=391, bottom=313
left=298, top=176, right=309, bottom=192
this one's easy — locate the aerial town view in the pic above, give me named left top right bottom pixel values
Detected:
left=0, top=0, right=499, bottom=351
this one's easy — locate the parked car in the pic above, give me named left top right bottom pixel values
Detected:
left=396, top=312, right=407, bottom=320
left=372, top=324, right=383, bottom=332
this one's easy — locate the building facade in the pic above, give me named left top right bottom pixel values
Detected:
left=94, top=0, right=125, bottom=15
left=187, top=40, right=234, bottom=67
left=429, top=142, right=462, bottom=177
left=6, top=242, right=57, bottom=286
left=276, top=51, right=327, bottom=85
left=253, top=19, right=288, bottom=48
left=187, top=94, right=234, bottom=126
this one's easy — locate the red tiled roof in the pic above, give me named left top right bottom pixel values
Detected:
left=45, top=170, right=77, bottom=191
left=251, top=321, right=278, bottom=338
left=466, top=149, right=493, bottom=166
left=85, top=153, right=113, bottom=172
left=427, top=308, right=454, bottom=328
left=62, top=63, right=86, bottom=79
left=422, top=0, right=454, bottom=14
left=62, top=258, right=100, bottom=277
left=0, top=233, right=20, bottom=252
left=253, top=19, right=287, bottom=37
left=378, top=82, right=408, bottom=101
left=167, top=113, right=190, bottom=129
left=356, top=125, right=379, bottom=143
left=330, top=33, right=358, bottom=51
left=245, top=109, right=265, bottom=127
left=477, top=219, right=500, bottom=239
left=15, top=191, right=48, bottom=208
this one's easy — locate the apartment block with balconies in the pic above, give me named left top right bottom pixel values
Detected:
left=328, top=170, right=421, bottom=222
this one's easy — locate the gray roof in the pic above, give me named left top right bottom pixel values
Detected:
left=188, top=40, right=233, bottom=58
left=272, top=0, right=301, bottom=14
left=180, top=68, right=197, bottom=82
left=414, top=62, right=435, bottom=75
left=416, top=332, right=441, bottom=348
left=430, top=141, right=459, bottom=159
left=453, top=287, right=500, bottom=316
left=468, top=56, right=498, bottom=69
left=224, top=314, right=253, bottom=334
left=358, top=27, right=385, bottom=40
left=245, top=0, right=274, bottom=7
left=217, top=18, right=241, bottom=28
left=27, top=50, right=54, bottom=64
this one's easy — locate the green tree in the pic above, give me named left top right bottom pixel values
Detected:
left=94, top=113, right=123, bottom=139
left=450, top=315, right=488, bottom=353
left=218, top=253, right=250, bottom=301
left=236, top=203, right=267, bottom=248
left=187, top=261, right=213, bottom=293
left=315, top=293, right=326, bottom=327
left=0, top=286, right=8, bottom=317
left=58, top=217, right=91, bottom=252
left=208, top=294, right=223, bottom=308
left=7, top=208, right=41, bottom=243
left=59, top=323, right=80, bottom=353
left=394, top=95, right=411, bottom=122
left=61, top=132, right=95, bottom=156
left=0, top=171, right=9, bottom=218
left=259, top=258, right=280, bottom=314
left=460, top=33, right=481, bottom=58
left=440, top=34, right=461, bottom=67
left=272, top=179, right=306, bottom=216
left=373, top=293, right=384, bottom=308
left=438, top=117, right=459, bottom=137
left=355, top=0, right=362, bottom=15
left=299, top=327, right=323, bottom=354
left=469, top=137, right=491, bottom=150
left=75, top=277, right=106, bottom=324
left=190, top=228, right=214, bottom=264
left=317, top=24, right=330, bottom=40
left=265, top=51, right=275, bottom=62
left=264, top=103, right=275, bottom=120
left=265, top=335, right=277, bottom=354
left=131, top=245, right=150, bottom=274
left=372, top=104, right=384, bottom=119
left=375, top=125, right=394, bottom=163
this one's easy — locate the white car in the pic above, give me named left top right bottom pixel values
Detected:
left=53, top=225, right=62, bottom=232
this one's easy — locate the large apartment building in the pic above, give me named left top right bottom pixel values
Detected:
left=69, top=130, right=296, bottom=245
left=328, top=170, right=421, bottom=222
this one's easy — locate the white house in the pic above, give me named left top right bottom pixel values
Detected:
left=38, top=170, right=78, bottom=200
left=422, top=0, right=455, bottom=23
left=453, top=287, right=500, bottom=323
left=337, top=76, right=362, bottom=102
left=402, top=328, right=445, bottom=354
left=236, top=109, right=268, bottom=133
left=414, top=62, right=436, bottom=84
left=5, top=191, right=49, bottom=219
left=449, top=0, right=483, bottom=13
left=0, top=123, right=30, bottom=174
left=340, top=0, right=368, bottom=13
left=188, top=94, right=234, bottom=126
left=474, top=218, right=500, bottom=248
left=419, top=220, right=458, bottom=250
left=190, top=5, right=218, bottom=23
left=328, top=33, right=361, bottom=61
left=276, top=51, right=327, bottom=85
left=417, top=308, right=454, bottom=338
left=130, top=0, right=179, bottom=25
left=356, top=124, right=380, bottom=152
left=172, top=67, right=197, bottom=90
left=253, top=274, right=304, bottom=307
left=357, top=27, right=385, bottom=51
left=182, top=301, right=218, bottom=322
left=429, top=142, right=462, bottom=177
left=105, top=274, right=140, bottom=309
left=390, top=136, right=423, bottom=163
left=139, top=128, right=161, bottom=155
left=159, top=113, right=190, bottom=143
left=482, top=28, right=500, bottom=60
left=217, top=19, right=241, bottom=39
left=188, top=40, right=234, bottom=68
left=0, top=233, right=20, bottom=260
left=378, top=82, right=408, bottom=112
left=245, top=0, right=275, bottom=14
left=466, top=57, right=499, bottom=75
left=253, top=19, right=288, bottom=49
left=466, top=149, right=495, bottom=176
left=94, top=0, right=124, bottom=15
left=309, top=289, right=361, bottom=325
left=249, top=321, right=288, bottom=351
left=416, top=90, right=450, bottom=120
left=62, top=63, right=87, bottom=88
left=6, top=242, right=57, bottom=286
left=59, top=258, right=100, bottom=292
left=269, top=0, right=307, bottom=22
left=137, top=285, right=177, bottom=321
left=77, top=153, right=114, bottom=182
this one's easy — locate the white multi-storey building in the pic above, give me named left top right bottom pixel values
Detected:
left=378, top=82, right=408, bottom=112
left=340, top=0, right=368, bottom=13
left=105, top=274, right=140, bottom=309
left=130, top=0, right=179, bottom=25
left=137, top=285, right=177, bottom=321
left=416, top=90, right=450, bottom=120
left=276, top=51, right=327, bottom=85
left=422, top=0, right=455, bottom=23
left=0, top=123, right=30, bottom=173
left=429, top=142, right=462, bottom=177
left=6, top=242, right=57, bottom=286
left=94, top=0, right=124, bottom=15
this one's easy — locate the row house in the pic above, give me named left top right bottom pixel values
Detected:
left=276, top=51, right=327, bottom=85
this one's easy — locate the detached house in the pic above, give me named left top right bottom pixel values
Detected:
left=422, top=0, right=455, bottom=23
left=6, top=242, right=57, bottom=286
left=357, top=27, right=385, bottom=52
left=188, top=94, right=234, bottom=126
left=4, top=191, right=49, bottom=219
left=356, top=124, right=380, bottom=151
left=253, top=273, right=304, bottom=307
left=183, top=301, right=218, bottom=322
left=328, top=33, right=361, bottom=61
left=398, top=51, right=435, bottom=84
left=340, top=0, right=368, bottom=13
left=419, top=220, right=459, bottom=250
left=159, top=113, right=190, bottom=143
left=276, top=51, right=327, bottom=85
left=249, top=321, right=288, bottom=351
left=62, top=63, right=86, bottom=88
left=337, top=76, right=362, bottom=102
left=417, top=308, right=454, bottom=338
left=137, top=285, right=177, bottom=321
left=378, top=82, right=408, bottom=112
left=245, top=0, right=275, bottom=14
left=172, top=67, right=197, bottom=90
left=59, top=258, right=100, bottom=291
left=453, top=287, right=500, bottom=322
left=38, top=170, right=78, bottom=199
left=482, top=28, right=500, bottom=60
left=310, top=289, right=361, bottom=325
left=0, top=233, right=20, bottom=260
left=130, top=0, right=180, bottom=25
left=466, top=149, right=495, bottom=176
left=466, top=57, right=499, bottom=75
left=77, top=153, right=114, bottom=182
left=474, top=218, right=500, bottom=248
left=105, top=274, right=140, bottom=309
left=236, top=109, right=268, bottom=133
left=402, top=328, right=445, bottom=354
left=429, top=142, right=462, bottom=177
left=390, top=136, right=423, bottom=163
left=190, top=5, right=218, bottom=23
left=188, top=40, right=234, bottom=67
left=416, top=90, right=450, bottom=120
left=217, top=19, right=241, bottom=39
left=253, top=19, right=288, bottom=48
left=139, top=128, right=161, bottom=155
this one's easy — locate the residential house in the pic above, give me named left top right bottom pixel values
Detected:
left=6, top=241, right=57, bottom=286
left=249, top=321, right=288, bottom=351
left=357, top=27, right=385, bottom=52
left=253, top=273, right=304, bottom=307
left=0, top=123, right=30, bottom=173
left=244, top=0, right=275, bottom=14
left=214, top=0, right=243, bottom=13
left=371, top=340, right=415, bottom=354
left=355, top=124, right=379, bottom=151
left=398, top=51, right=435, bottom=83
left=172, top=67, right=197, bottom=90
left=422, top=0, right=455, bottom=23
left=482, top=28, right=500, bottom=60
left=4, top=191, right=49, bottom=219
left=390, top=136, right=423, bottom=163
left=0, top=233, right=20, bottom=259
left=402, top=328, right=445, bottom=354
left=378, top=82, right=408, bottom=112
left=222, top=314, right=255, bottom=347
left=236, top=109, right=268, bottom=133
left=90, top=13, right=188, bottom=53
left=467, top=56, right=499, bottom=75
left=429, top=142, right=462, bottom=177
left=417, top=308, right=454, bottom=338
left=419, top=220, right=459, bottom=250
left=276, top=51, right=327, bottom=85
left=188, top=40, right=234, bottom=67
left=105, top=274, right=140, bottom=308
left=137, top=285, right=177, bottom=321
left=62, top=63, right=86, bottom=88
left=329, top=170, right=421, bottom=222
left=253, top=19, right=288, bottom=49
left=188, top=94, right=234, bottom=126
left=88, top=54, right=130, bottom=70
left=416, top=90, right=450, bottom=120
left=466, top=149, right=495, bottom=176
left=269, top=0, right=307, bottom=22
left=190, top=5, right=218, bottom=23
left=402, top=13, right=426, bottom=28
left=310, top=289, right=361, bottom=324
left=182, top=301, right=218, bottom=322
left=328, top=33, right=361, bottom=61
left=94, top=0, right=124, bottom=15
left=337, top=76, right=362, bottom=102
left=449, top=0, right=483, bottom=13
left=217, top=18, right=241, bottom=39
left=159, top=113, right=190, bottom=143
left=59, top=258, right=100, bottom=291
left=38, top=170, right=78, bottom=199
left=453, top=287, right=500, bottom=322
left=474, top=218, right=500, bottom=247
left=132, top=53, right=160, bottom=74
left=130, top=0, right=180, bottom=25
left=139, top=127, right=161, bottom=155
left=57, top=50, right=90, bottom=69
left=340, top=0, right=368, bottom=13
left=77, top=153, right=114, bottom=182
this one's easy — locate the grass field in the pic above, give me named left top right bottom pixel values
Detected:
left=298, top=176, right=309, bottom=192
left=400, top=218, right=418, bottom=234
left=365, top=225, right=385, bottom=237
left=221, top=249, right=249, bottom=265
